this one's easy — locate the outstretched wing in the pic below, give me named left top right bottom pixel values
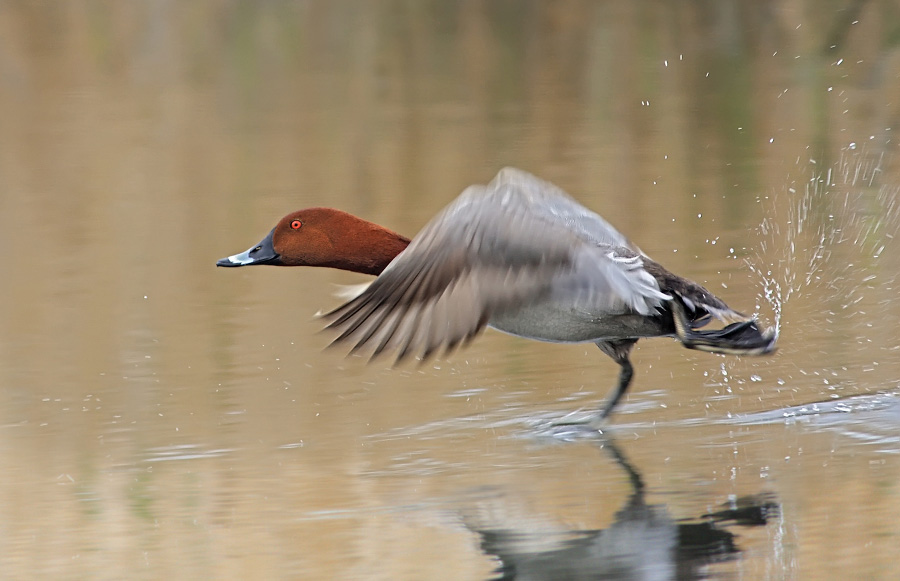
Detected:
left=489, top=167, right=634, bottom=249
left=321, top=168, right=667, bottom=362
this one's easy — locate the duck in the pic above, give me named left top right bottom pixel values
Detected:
left=217, top=168, right=776, bottom=426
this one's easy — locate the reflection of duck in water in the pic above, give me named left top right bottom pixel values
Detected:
left=461, top=438, right=779, bottom=580
left=218, top=168, right=775, bottom=425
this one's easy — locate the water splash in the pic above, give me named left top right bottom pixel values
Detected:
left=749, top=148, right=900, bottom=341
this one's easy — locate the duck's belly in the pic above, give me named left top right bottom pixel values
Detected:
left=488, top=302, right=669, bottom=344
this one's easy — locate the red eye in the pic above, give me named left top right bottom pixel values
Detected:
left=290, top=220, right=302, bottom=230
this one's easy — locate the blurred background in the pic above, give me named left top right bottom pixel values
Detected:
left=1, top=1, right=900, bottom=578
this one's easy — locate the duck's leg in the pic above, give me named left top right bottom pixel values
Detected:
left=591, top=339, right=638, bottom=426
left=548, top=339, right=636, bottom=429
left=670, top=300, right=776, bottom=355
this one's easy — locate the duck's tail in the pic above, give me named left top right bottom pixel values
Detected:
left=641, top=257, right=777, bottom=356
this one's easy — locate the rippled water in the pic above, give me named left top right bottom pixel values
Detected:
left=1, top=2, right=899, bottom=579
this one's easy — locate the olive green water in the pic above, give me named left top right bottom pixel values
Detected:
left=2, top=2, right=900, bottom=579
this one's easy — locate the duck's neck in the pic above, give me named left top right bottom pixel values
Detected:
left=315, top=211, right=410, bottom=276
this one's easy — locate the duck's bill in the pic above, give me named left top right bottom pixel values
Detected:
left=216, top=229, right=281, bottom=267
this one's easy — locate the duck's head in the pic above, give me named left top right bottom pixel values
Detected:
left=217, top=208, right=410, bottom=276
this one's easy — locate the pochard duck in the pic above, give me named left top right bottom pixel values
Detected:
left=218, top=168, right=776, bottom=425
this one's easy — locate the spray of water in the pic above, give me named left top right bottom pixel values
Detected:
left=748, top=147, right=899, bottom=343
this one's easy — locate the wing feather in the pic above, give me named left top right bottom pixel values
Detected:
left=321, top=169, right=669, bottom=361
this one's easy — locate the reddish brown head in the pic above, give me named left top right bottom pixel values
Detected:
left=216, top=208, right=410, bottom=276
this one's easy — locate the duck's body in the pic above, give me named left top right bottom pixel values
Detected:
left=218, top=168, right=775, bottom=424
